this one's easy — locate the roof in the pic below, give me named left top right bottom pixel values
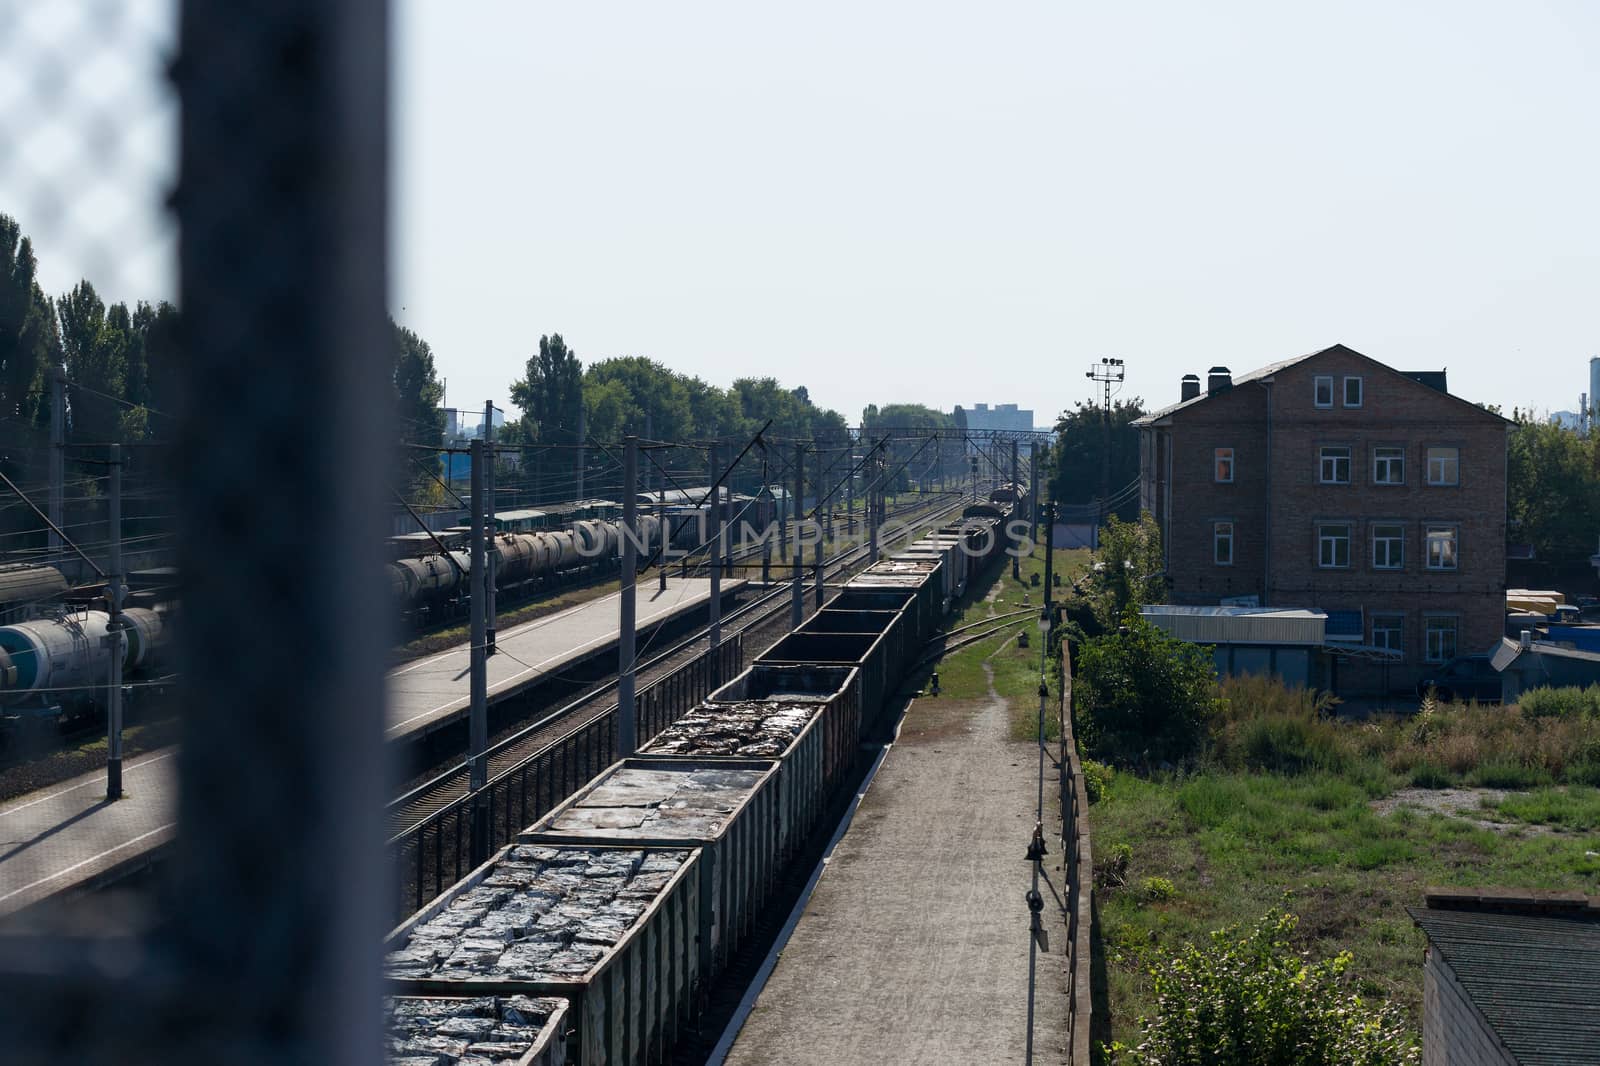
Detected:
left=1141, top=605, right=1327, bottom=646
left=1410, top=891, right=1600, bottom=1065
left=1491, top=636, right=1600, bottom=672
left=1133, top=343, right=1511, bottom=427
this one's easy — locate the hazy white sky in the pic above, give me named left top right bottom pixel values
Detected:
left=8, top=2, right=1598, bottom=429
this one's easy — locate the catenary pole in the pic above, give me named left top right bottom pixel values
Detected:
left=792, top=442, right=804, bottom=627
left=709, top=442, right=722, bottom=659
left=467, top=438, right=488, bottom=866
left=483, top=400, right=497, bottom=654
left=618, top=435, right=638, bottom=756
left=105, top=444, right=124, bottom=799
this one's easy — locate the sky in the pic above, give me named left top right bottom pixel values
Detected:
left=6, top=1, right=1598, bottom=429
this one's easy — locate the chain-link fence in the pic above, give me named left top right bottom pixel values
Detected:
left=0, top=3, right=394, bottom=1063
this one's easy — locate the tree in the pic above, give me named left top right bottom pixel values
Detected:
left=56, top=280, right=130, bottom=444
left=1109, top=911, right=1417, bottom=1066
left=1075, top=609, right=1218, bottom=764
left=392, top=322, right=446, bottom=496
left=510, top=334, right=584, bottom=445
left=1505, top=415, right=1600, bottom=569
left=1086, top=510, right=1165, bottom=629
left=584, top=356, right=693, bottom=441
left=0, top=215, right=58, bottom=434
left=1051, top=397, right=1145, bottom=519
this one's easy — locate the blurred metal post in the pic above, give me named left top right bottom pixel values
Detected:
left=813, top=443, right=824, bottom=607
left=791, top=443, right=804, bottom=627
left=484, top=400, right=497, bottom=655
left=1011, top=439, right=1021, bottom=579
left=170, top=1, right=391, bottom=1061
left=48, top=366, right=64, bottom=562
left=708, top=442, right=722, bottom=658
left=104, top=444, right=123, bottom=799
left=868, top=442, right=880, bottom=565
left=468, top=438, right=489, bottom=865
left=618, top=435, right=638, bottom=755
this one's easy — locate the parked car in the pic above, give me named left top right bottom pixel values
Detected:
left=1417, top=654, right=1501, bottom=703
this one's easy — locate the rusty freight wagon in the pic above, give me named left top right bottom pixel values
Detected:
left=640, top=664, right=861, bottom=858
left=519, top=758, right=782, bottom=983
left=384, top=843, right=701, bottom=1066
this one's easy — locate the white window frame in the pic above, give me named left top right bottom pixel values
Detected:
left=1425, top=524, right=1458, bottom=571
left=1318, top=523, right=1352, bottom=569
left=1214, top=448, right=1234, bottom=483
left=1313, top=375, right=1334, bottom=408
left=1372, top=523, right=1405, bottom=570
left=1372, top=446, right=1405, bottom=485
left=1424, top=616, right=1459, bottom=664
left=1319, top=445, right=1351, bottom=484
left=1372, top=614, right=1405, bottom=657
left=1426, top=446, right=1459, bottom=486
left=1213, top=520, right=1234, bottom=566
left=1343, top=376, right=1363, bottom=408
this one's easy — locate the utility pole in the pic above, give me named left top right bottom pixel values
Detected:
left=1011, top=438, right=1021, bottom=579
left=1029, top=445, right=1040, bottom=549
left=969, top=451, right=978, bottom=501
left=618, top=435, right=638, bottom=756
left=1042, top=500, right=1057, bottom=614
left=105, top=444, right=124, bottom=799
left=467, top=438, right=488, bottom=867
left=813, top=443, right=824, bottom=608
left=576, top=405, right=587, bottom=502
left=708, top=442, right=722, bottom=660
left=761, top=484, right=772, bottom=586
left=868, top=441, right=881, bottom=565
left=48, top=366, right=64, bottom=563
left=792, top=442, right=804, bottom=628
left=1086, top=357, right=1125, bottom=533
left=483, top=400, right=497, bottom=655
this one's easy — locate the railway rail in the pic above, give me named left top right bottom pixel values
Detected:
left=387, top=491, right=973, bottom=915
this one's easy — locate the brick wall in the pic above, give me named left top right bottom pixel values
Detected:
left=1423, top=947, right=1517, bottom=1066
left=1139, top=347, right=1508, bottom=694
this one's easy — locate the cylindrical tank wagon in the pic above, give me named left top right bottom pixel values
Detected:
left=0, top=606, right=171, bottom=720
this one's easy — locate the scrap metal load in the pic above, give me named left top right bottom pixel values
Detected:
left=382, top=484, right=1028, bottom=1065
left=386, top=995, right=568, bottom=1066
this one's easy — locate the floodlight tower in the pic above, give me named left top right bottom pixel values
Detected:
left=1085, top=357, right=1126, bottom=528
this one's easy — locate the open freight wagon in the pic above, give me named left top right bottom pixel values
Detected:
left=385, top=842, right=702, bottom=1066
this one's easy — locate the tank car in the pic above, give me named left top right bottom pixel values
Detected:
left=0, top=606, right=170, bottom=719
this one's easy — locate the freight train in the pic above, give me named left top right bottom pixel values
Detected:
left=381, top=485, right=1027, bottom=1065
left=0, top=605, right=172, bottom=722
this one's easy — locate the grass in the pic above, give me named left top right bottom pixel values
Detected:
left=1092, top=766, right=1600, bottom=1046
left=1088, top=676, right=1600, bottom=1049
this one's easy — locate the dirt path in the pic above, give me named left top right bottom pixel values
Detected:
left=724, top=589, right=1071, bottom=1065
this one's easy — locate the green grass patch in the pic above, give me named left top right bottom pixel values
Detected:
left=1091, top=765, right=1600, bottom=1048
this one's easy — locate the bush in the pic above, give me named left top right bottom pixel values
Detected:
left=1237, top=714, right=1349, bottom=775
left=1407, top=763, right=1454, bottom=789
left=1082, top=759, right=1113, bottom=803
left=1106, top=911, right=1418, bottom=1066
left=1077, top=611, right=1223, bottom=765
left=1141, top=876, right=1177, bottom=902
left=1518, top=685, right=1600, bottom=720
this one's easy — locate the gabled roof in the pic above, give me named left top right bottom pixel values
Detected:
left=1410, top=892, right=1600, bottom=1066
left=1133, top=343, right=1511, bottom=427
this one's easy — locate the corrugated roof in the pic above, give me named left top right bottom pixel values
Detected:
left=1491, top=635, right=1600, bottom=671
left=1410, top=899, right=1600, bottom=1065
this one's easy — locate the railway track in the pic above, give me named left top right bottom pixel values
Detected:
left=385, top=493, right=970, bottom=842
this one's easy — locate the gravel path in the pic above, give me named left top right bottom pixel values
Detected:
left=725, top=641, right=1071, bottom=1063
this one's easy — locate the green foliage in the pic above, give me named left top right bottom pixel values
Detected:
left=1106, top=911, right=1418, bottom=1066
left=511, top=333, right=584, bottom=447
left=1082, top=758, right=1112, bottom=804
left=0, top=215, right=58, bottom=431
left=1050, top=396, right=1145, bottom=516
left=1077, top=611, right=1221, bottom=765
left=1140, top=876, right=1177, bottom=902
left=1518, top=685, right=1600, bottom=720
left=56, top=279, right=128, bottom=444
left=1086, top=511, right=1165, bottom=628
left=1505, top=415, right=1600, bottom=568
left=392, top=322, right=446, bottom=494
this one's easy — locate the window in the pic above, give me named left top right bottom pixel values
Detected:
left=1318, top=523, right=1351, bottom=568
left=1343, top=376, right=1363, bottom=407
left=1425, top=616, right=1459, bottom=663
left=1214, top=448, right=1234, bottom=483
left=1213, top=521, right=1234, bottom=566
left=1372, top=523, right=1405, bottom=569
left=1313, top=376, right=1333, bottom=408
left=1319, top=446, right=1351, bottom=484
left=1372, top=614, right=1405, bottom=657
left=1426, top=446, right=1459, bottom=486
left=1425, top=525, right=1458, bottom=570
left=1372, top=446, right=1405, bottom=485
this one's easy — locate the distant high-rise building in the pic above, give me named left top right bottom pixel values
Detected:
left=961, top=402, right=1035, bottom=433
left=1590, top=357, right=1599, bottom=431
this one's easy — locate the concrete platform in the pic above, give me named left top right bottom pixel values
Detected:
left=386, top=576, right=744, bottom=742
left=723, top=691, right=1072, bottom=1065
left=0, top=750, right=176, bottom=919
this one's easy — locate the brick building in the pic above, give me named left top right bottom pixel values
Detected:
left=1133, top=344, right=1509, bottom=695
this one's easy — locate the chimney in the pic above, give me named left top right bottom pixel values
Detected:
left=1180, top=374, right=1201, bottom=402
left=1207, top=366, right=1232, bottom=394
